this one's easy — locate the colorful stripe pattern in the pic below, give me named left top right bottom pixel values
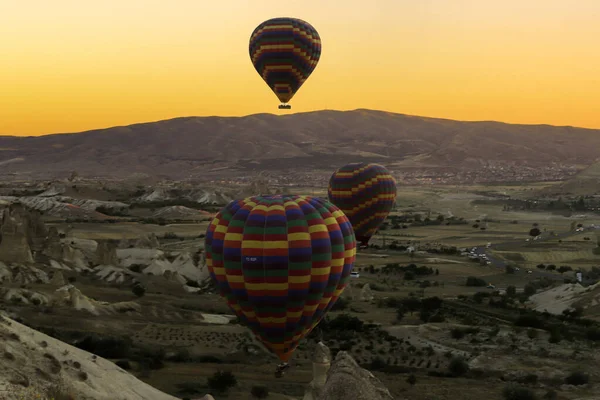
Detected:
left=249, top=17, right=321, bottom=104
left=205, top=195, right=356, bottom=362
left=327, top=163, right=397, bottom=245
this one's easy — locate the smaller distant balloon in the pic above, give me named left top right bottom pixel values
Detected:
left=249, top=17, right=322, bottom=108
left=328, top=163, right=397, bottom=246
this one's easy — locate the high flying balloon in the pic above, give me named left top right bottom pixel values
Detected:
left=205, top=194, right=356, bottom=363
left=249, top=17, right=321, bottom=109
left=328, top=163, right=397, bottom=246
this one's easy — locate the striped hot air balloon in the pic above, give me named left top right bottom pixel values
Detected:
left=328, top=163, right=397, bottom=246
left=205, top=195, right=356, bottom=363
left=249, top=17, right=321, bottom=109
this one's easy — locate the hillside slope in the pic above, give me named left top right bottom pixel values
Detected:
left=1, top=109, right=599, bottom=178
left=0, top=314, right=179, bottom=400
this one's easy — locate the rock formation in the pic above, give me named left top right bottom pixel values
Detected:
left=360, top=283, right=374, bottom=302
left=42, top=227, right=64, bottom=260
left=134, top=233, right=160, bottom=249
left=303, top=342, right=332, bottom=400
left=0, top=203, right=34, bottom=264
left=0, top=314, right=178, bottom=400
left=95, top=240, right=118, bottom=265
left=50, top=270, right=65, bottom=286
left=317, top=352, right=394, bottom=400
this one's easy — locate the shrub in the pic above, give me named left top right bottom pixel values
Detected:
left=448, top=356, right=469, bottom=377
left=502, top=384, right=537, bottom=400
left=407, top=374, right=417, bottom=385
left=207, top=370, right=237, bottom=394
left=251, top=385, right=269, bottom=399
left=565, top=371, right=589, bottom=386
left=116, top=360, right=131, bottom=370
left=466, top=276, right=486, bottom=287
left=132, top=284, right=146, bottom=297
left=526, top=329, right=538, bottom=339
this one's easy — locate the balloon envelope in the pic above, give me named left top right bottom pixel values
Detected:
left=328, top=163, right=397, bottom=245
left=205, top=194, right=356, bottom=362
left=249, top=17, right=321, bottom=105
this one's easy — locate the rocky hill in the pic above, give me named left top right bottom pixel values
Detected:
left=1, top=109, right=599, bottom=179
left=0, top=313, right=393, bottom=400
left=0, top=314, right=179, bottom=400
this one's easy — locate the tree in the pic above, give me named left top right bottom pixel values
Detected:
left=396, top=308, right=405, bottom=322
left=406, top=374, right=417, bottom=385
left=536, top=264, right=546, bottom=270
left=502, top=384, right=536, bottom=400
left=132, top=283, right=146, bottom=297
left=402, top=297, right=421, bottom=315
left=505, top=265, right=516, bottom=274
left=565, top=371, right=589, bottom=386
left=523, top=284, right=537, bottom=297
left=207, top=371, right=237, bottom=394
left=466, top=276, right=486, bottom=287
left=506, top=286, right=517, bottom=297
left=448, top=356, right=469, bottom=377
left=251, top=385, right=269, bottom=399
left=529, top=228, right=541, bottom=237
left=558, top=266, right=572, bottom=274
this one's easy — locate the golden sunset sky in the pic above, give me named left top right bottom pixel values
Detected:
left=1, top=0, right=599, bottom=135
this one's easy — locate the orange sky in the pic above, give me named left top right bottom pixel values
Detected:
left=1, top=0, right=599, bottom=136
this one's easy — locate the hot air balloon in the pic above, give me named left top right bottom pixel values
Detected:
left=204, top=194, right=356, bottom=372
left=249, top=17, right=321, bottom=110
left=328, top=163, right=397, bottom=246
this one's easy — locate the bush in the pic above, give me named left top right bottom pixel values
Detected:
left=466, top=276, right=486, bottom=287
left=115, top=360, right=131, bottom=370
left=514, top=315, right=544, bottom=329
left=526, top=329, right=538, bottom=340
left=74, top=335, right=131, bottom=359
left=523, top=284, right=537, bottom=297
left=251, top=385, right=269, bottom=399
left=565, top=371, right=589, bottom=386
left=448, top=356, right=469, bottom=377
left=407, top=374, right=417, bottom=385
left=502, top=384, right=537, bottom=400
left=451, top=328, right=465, bottom=339
left=132, top=284, right=146, bottom=297
left=207, top=370, right=237, bottom=394
left=331, top=297, right=349, bottom=311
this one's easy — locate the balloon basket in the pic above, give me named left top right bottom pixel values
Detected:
left=274, top=362, right=290, bottom=378
left=278, top=104, right=292, bottom=110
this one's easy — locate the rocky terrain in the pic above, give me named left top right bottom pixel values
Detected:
left=1, top=313, right=390, bottom=400
left=1, top=189, right=600, bottom=399
left=1, top=109, right=600, bottom=179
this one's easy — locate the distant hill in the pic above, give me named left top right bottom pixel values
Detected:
left=539, top=161, right=600, bottom=195
left=1, top=109, right=599, bottom=179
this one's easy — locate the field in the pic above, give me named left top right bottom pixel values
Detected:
left=2, top=181, right=600, bottom=400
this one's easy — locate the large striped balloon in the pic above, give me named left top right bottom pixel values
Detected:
left=249, top=17, right=321, bottom=105
left=328, top=163, right=397, bottom=246
left=205, top=195, right=356, bottom=362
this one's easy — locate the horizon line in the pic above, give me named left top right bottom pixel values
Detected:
left=0, top=108, right=595, bottom=138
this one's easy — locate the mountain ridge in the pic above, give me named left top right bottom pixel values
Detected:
left=1, top=109, right=599, bottom=180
